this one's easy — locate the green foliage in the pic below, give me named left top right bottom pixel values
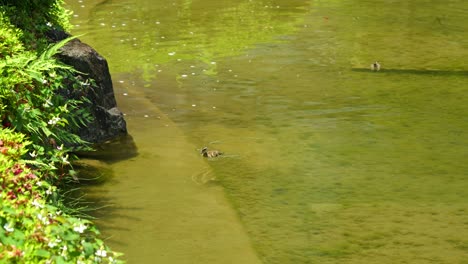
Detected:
left=0, top=2, right=124, bottom=263
left=0, top=0, right=72, bottom=51
left=0, top=9, right=94, bottom=180
left=0, top=129, right=123, bottom=263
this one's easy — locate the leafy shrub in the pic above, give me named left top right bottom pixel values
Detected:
left=0, top=0, right=72, bottom=51
left=0, top=2, right=124, bottom=263
left=0, top=11, right=93, bottom=185
left=0, top=129, right=123, bottom=263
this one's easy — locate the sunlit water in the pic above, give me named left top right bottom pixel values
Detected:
left=67, top=0, right=468, bottom=263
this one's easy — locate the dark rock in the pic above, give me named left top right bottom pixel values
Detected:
left=52, top=34, right=127, bottom=144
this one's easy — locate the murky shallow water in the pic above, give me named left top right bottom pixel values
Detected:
left=67, top=0, right=468, bottom=263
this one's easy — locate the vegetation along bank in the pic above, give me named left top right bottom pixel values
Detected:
left=0, top=0, right=124, bottom=263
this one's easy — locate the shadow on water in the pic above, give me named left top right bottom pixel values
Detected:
left=352, top=68, right=468, bottom=76
left=67, top=160, right=146, bottom=248
left=77, top=134, right=139, bottom=163
left=70, top=134, right=144, bottom=247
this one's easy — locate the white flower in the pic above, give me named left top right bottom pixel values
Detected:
left=46, top=22, right=53, bottom=27
left=36, top=181, right=43, bottom=187
left=96, top=249, right=107, bottom=257
left=80, top=80, right=90, bottom=87
left=61, top=154, right=70, bottom=165
left=47, top=117, right=61, bottom=125
left=3, top=223, right=14, bottom=233
left=48, top=241, right=57, bottom=248
left=29, top=151, right=38, bottom=158
left=32, top=199, right=44, bottom=208
left=73, top=223, right=87, bottom=233
left=46, top=188, right=53, bottom=195
left=57, top=144, right=63, bottom=150
left=37, top=213, right=48, bottom=225
left=61, top=245, right=68, bottom=258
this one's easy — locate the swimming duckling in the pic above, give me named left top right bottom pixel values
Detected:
left=201, top=147, right=223, bottom=158
left=371, top=61, right=381, bottom=71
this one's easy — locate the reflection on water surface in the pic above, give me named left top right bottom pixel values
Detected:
left=67, top=0, right=468, bottom=263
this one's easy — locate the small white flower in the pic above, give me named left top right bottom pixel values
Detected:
left=73, top=223, right=87, bottom=233
left=57, top=144, right=63, bottom=151
left=80, top=80, right=90, bottom=86
left=96, top=249, right=107, bottom=257
left=47, top=117, right=61, bottom=125
left=29, top=151, right=38, bottom=158
left=46, top=188, right=53, bottom=195
left=48, top=241, right=57, bottom=248
left=36, top=181, right=43, bottom=187
left=46, top=22, right=53, bottom=27
left=61, top=245, right=68, bottom=257
left=32, top=199, right=44, bottom=208
left=37, top=213, right=48, bottom=225
left=61, top=154, right=70, bottom=165
left=4, top=223, right=14, bottom=233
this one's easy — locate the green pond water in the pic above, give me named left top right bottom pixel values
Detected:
left=66, top=0, right=468, bottom=263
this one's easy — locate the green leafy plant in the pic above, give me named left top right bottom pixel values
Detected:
left=0, top=0, right=72, bottom=51
left=0, top=2, right=124, bottom=263
left=0, top=129, right=123, bottom=264
left=0, top=12, right=93, bottom=184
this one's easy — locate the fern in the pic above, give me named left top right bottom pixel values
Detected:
left=41, top=35, right=78, bottom=60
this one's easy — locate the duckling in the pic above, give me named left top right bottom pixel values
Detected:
left=371, top=61, right=381, bottom=71
left=201, top=147, right=223, bottom=158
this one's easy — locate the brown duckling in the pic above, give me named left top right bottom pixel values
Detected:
left=371, top=61, right=381, bottom=71
left=201, top=147, right=223, bottom=158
